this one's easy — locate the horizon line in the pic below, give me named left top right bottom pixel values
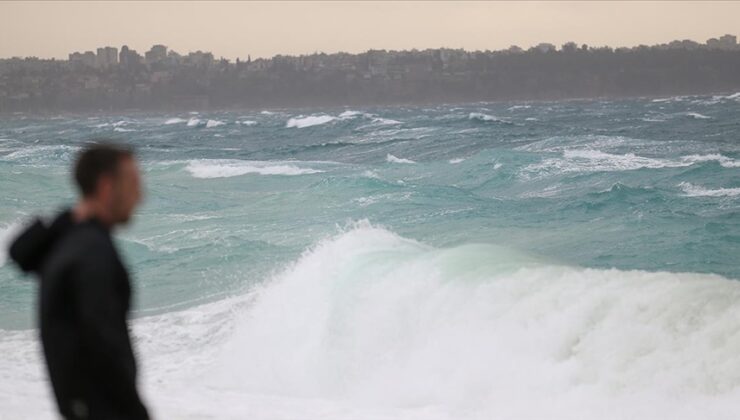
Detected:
left=2, top=33, right=738, bottom=62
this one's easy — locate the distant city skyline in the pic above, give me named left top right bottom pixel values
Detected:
left=2, top=1, right=740, bottom=60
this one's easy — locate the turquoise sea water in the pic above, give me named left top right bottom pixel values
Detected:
left=0, top=95, right=739, bottom=419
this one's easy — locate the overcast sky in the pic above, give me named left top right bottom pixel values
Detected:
left=1, top=1, right=739, bottom=60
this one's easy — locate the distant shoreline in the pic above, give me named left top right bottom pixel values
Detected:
left=2, top=38, right=740, bottom=114
left=0, top=90, right=737, bottom=118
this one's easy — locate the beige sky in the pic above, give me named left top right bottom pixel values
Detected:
left=1, top=1, right=739, bottom=60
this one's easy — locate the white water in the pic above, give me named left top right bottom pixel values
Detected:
left=0, top=220, right=23, bottom=267
left=521, top=149, right=689, bottom=178
left=679, top=182, right=740, bottom=198
left=286, top=115, right=336, bottom=128
left=3, top=224, right=740, bottom=419
left=468, top=112, right=511, bottom=124
left=684, top=112, right=712, bottom=120
left=386, top=154, right=415, bottom=164
left=680, top=154, right=740, bottom=168
left=164, top=117, right=187, bottom=125
left=186, top=118, right=203, bottom=127
left=205, top=119, right=225, bottom=128
left=185, top=159, right=324, bottom=178
left=520, top=149, right=740, bottom=178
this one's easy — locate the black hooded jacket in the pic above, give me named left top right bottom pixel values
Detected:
left=9, top=210, right=149, bottom=420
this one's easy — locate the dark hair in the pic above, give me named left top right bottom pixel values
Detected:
left=74, top=142, right=134, bottom=197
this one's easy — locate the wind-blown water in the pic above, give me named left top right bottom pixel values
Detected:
left=1, top=94, right=739, bottom=419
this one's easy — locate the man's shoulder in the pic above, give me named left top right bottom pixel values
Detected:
left=65, top=222, right=110, bottom=245
left=56, top=222, right=116, bottom=262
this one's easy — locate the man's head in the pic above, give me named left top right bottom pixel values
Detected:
left=74, top=143, right=142, bottom=227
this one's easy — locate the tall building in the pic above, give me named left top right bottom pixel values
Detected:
left=95, top=47, right=118, bottom=68
left=145, top=45, right=168, bottom=64
left=119, top=45, right=142, bottom=68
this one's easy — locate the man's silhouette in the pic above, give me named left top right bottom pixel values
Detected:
left=9, top=143, right=149, bottom=419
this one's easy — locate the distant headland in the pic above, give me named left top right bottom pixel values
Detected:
left=1, top=35, right=739, bottom=113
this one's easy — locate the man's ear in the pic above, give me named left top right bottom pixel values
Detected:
left=96, top=174, right=114, bottom=200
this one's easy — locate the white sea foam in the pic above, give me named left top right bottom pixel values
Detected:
left=3, top=224, right=740, bottom=419
left=164, top=117, right=187, bottom=125
left=521, top=149, right=690, bottom=177
left=93, top=120, right=128, bottom=128
left=207, top=224, right=740, bottom=419
left=371, top=117, right=402, bottom=125
left=239, top=120, right=257, bottom=126
left=205, top=119, right=225, bottom=128
left=286, top=115, right=336, bottom=128
left=114, top=127, right=135, bottom=132
left=186, top=159, right=324, bottom=178
left=680, top=154, right=740, bottom=168
left=186, top=118, right=203, bottom=127
left=522, top=149, right=739, bottom=177
left=507, top=105, right=531, bottom=111
left=339, top=110, right=364, bottom=118
left=519, top=135, right=650, bottom=154
left=678, top=182, right=740, bottom=198
left=468, top=112, right=511, bottom=124
left=1, top=144, right=79, bottom=164
left=684, top=112, right=712, bottom=120
left=449, top=158, right=466, bottom=164
left=651, top=96, right=688, bottom=103
left=0, top=220, right=24, bottom=267
left=386, top=154, right=415, bottom=164
left=711, top=92, right=740, bottom=102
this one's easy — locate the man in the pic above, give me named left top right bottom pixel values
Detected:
left=9, top=143, right=149, bottom=419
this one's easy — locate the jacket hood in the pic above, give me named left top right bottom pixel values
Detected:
left=9, top=210, right=74, bottom=273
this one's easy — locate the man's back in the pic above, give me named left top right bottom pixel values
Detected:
left=10, top=211, right=149, bottom=420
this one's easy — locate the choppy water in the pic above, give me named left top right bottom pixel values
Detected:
left=1, top=94, right=739, bottom=419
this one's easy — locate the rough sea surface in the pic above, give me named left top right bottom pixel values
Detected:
left=1, top=94, right=739, bottom=419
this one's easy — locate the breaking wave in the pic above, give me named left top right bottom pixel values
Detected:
left=206, top=223, right=740, bottom=418
left=680, top=154, right=740, bottom=168
left=522, top=149, right=739, bottom=177
left=187, top=117, right=204, bottom=127
left=286, top=115, right=337, bottom=128
left=386, top=154, right=415, bottom=164
left=206, top=119, right=226, bottom=128
left=468, top=112, right=512, bottom=124
left=678, top=182, right=740, bottom=198
left=185, top=159, right=325, bottom=178
left=684, top=112, right=712, bottom=120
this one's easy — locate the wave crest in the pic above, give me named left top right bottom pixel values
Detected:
left=679, top=182, right=740, bottom=197
left=186, top=159, right=324, bottom=178
left=286, top=115, right=336, bottom=128
left=211, top=223, right=740, bottom=415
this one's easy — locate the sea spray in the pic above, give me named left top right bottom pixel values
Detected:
left=208, top=223, right=740, bottom=417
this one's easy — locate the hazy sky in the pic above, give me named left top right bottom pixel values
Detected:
left=2, top=1, right=739, bottom=60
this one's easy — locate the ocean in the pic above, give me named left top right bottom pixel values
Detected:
left=0, top=94, right=739, bottom=419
